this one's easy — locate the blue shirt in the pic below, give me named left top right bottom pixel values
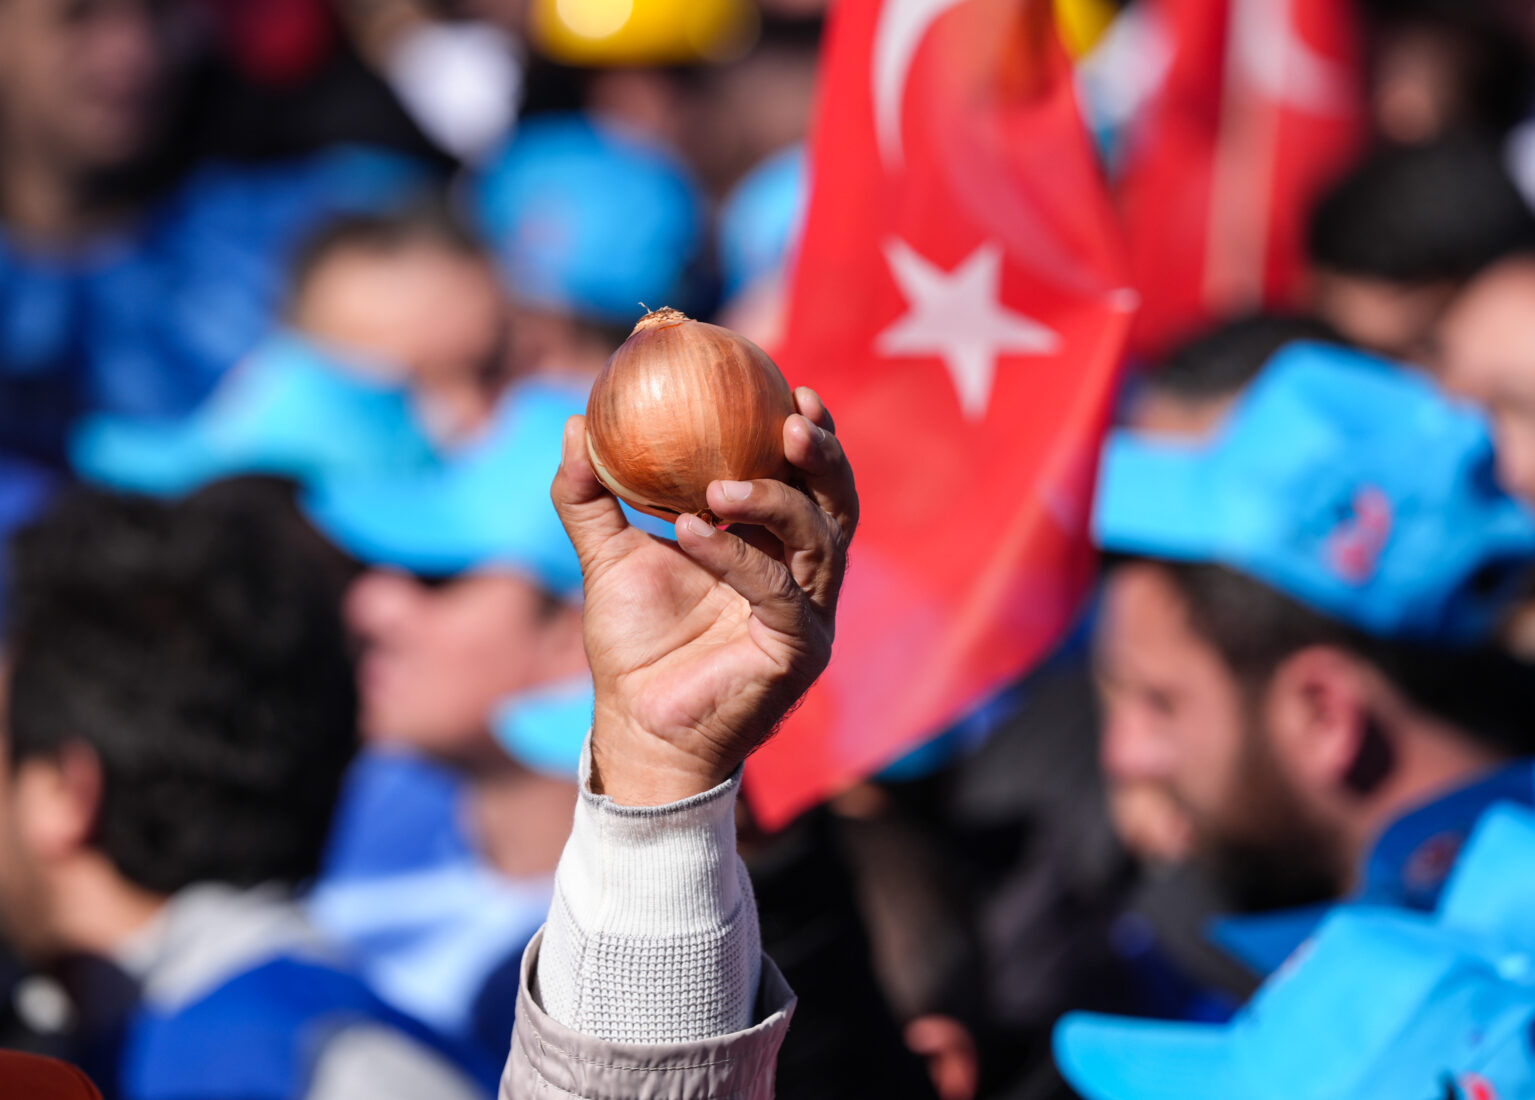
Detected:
left=309, top=750, right=550, bottom=1057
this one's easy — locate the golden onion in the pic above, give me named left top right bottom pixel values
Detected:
left=585, top=307, right=796, bottom=523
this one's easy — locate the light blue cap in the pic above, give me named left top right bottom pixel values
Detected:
left=1438, top=803, right=1535, bottom=952
left=717, top=144, right=807, bottom=298
left=305, top=379, right=585, bottom=595
left=491, top=676, right=594, bottom=781
left=69, top=332, right=439, bottom=496
left=1056, top=909, right=1535, bottom=1100
left=1095, top=342, right=1535, bottom=646
left=474, top=113, right=704, bottom=324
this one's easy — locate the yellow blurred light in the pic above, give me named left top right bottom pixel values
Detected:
left=1055, top=0, right=1118, bottom=58
left=556, top=0, right=635, bottom=41
left=532, top=0, right=759, bottom=66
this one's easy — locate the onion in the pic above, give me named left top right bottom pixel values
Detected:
left=585, top=307, right=797, bottom=523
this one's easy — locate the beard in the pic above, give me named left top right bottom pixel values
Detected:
left=1188, top=719, right=1350, bottom=913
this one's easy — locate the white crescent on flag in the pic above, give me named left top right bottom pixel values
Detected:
left=872, top=0, right=967, bottom=168
left=1233, top=0, right=1350, bottom=114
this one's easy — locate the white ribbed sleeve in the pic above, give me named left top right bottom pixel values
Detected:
left=534, top=740, right=761, bottom=1043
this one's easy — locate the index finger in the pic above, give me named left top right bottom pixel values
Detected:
left=784, top=389, right=858, bottom=542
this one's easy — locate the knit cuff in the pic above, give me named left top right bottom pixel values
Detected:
left=556, top=735, right=744, bottom=938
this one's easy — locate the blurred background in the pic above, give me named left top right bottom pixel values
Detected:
left=3, top=0, right=1535, bottom=1098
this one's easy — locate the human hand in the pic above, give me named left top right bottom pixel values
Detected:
left=550, top=387, right=858, bottom=806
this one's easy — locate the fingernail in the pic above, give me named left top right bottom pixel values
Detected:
left=809, top=420, right=827, bottom=444
left=720, top=480, right=753, bottom=501
left=682, top=514, right=716, bottom=538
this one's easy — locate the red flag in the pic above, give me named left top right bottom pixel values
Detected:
left=744, top=0, right=1133, bottom=829
left=1117, top=0, right=1365, bottom=358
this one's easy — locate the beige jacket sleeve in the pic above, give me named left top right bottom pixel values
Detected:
left=500, top=928, right=796, bottom=1099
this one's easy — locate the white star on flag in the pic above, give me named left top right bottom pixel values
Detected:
left=876, top=238, right=1061, bottom=420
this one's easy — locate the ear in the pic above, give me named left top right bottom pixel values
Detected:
left=1263, top=646, right=1373, bottom=792
left=15, top=742, right=104, bottom=862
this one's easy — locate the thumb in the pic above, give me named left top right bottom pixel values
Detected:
left=551, top=415, right=631, bottom=569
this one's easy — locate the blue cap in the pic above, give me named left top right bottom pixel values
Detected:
left=718, top=144, right=807, bottom=298
left=69, top=332, right=439, bottom=496
left=1439, top=803, right=1535, bottom=952
left=474, top=114, right=704, bottom=324
left=1056, top=909, right=1535, bottom=1100
left=305, top=379, right=586, bottom=595
left=1095, top=342, right=1535, bottom=646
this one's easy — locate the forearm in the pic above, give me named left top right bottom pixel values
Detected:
left=534, top=739, right=761, bottom=1043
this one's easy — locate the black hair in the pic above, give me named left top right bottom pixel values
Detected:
left=1308, top=133, right=1535, bottom=284
left=5, top=482, right=358, bottom=895
left=289, top=196, right=488, bottom=301
left=1145, top=560, right=1535, bottom=757
left=1150, top=313, right=1343, bottom=402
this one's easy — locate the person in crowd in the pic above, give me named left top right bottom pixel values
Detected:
left=303, top=379, right=595, bottom=1061
left=281, top=203, right=512, bottom=448
left=683, top=15, right=823, bottom=199
left=1093, top=342, right=1535, bottom=978
left=1437, top=253, right=1535, bottom=506
left=492, top=345, right=1535, bottom=1097
left=1305, top=133, right=1535, bottom=364
left=1, top=482, right=493, bottom=1099
left=1359, top=0, right=1533, bottom=146
left=0, top=0, right=425, bottom=468
left=933, top=316, right=1351, bottom=1100
left=495, top=383, right=850, bottom=1095
left=1125, top=313, right=1340, bottom=438
left=1114, top=312, right=1342, bottom=866
left=1434, top=254, right=1535, bottom=664
left=472, top=112, right=706, bottom=386
left=70, top=201, right=507, bottom=495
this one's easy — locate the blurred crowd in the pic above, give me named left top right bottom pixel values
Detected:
left=4, top=0, right=1535, bottom=1098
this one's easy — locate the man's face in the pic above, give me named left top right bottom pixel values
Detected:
left=296, top=245, right=510, bottom=446
left=345, top=569, right=563, bottom=766
left=1438, top=263, right=1535, bottom=506
left=0, top=0, right=173, bottom=173
left=1095, top=565, right=1342, bottom=908
left=1310, top=269, right=1455, bottom=365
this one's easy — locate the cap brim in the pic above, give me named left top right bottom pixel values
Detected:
left=1207, top=904, right=1329, bottom=978
left=1092, top=433, right=1221, bottom=563
left=1054, top=1012, right=1242, bottom=1100
left=71, top=415, right=222, bottom=497
left=1439, top=804, right=1535, bottom=944
left=305, top=475, right=501, bottom=577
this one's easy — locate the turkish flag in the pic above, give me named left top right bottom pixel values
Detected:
left=1118, top=0, right=1365, bottom=358
left=744, top=0, right=1133, bottom=829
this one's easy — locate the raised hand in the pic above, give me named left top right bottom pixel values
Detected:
left=551, top=387, right=858, bottom=806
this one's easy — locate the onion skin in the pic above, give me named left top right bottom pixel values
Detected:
left=586, top=307, right=797, bottom=524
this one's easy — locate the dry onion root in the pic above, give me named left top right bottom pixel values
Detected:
left=585, top=307, right=797, bottom=524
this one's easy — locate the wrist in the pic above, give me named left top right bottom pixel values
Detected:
left=588, top=709, right=739, bottom=806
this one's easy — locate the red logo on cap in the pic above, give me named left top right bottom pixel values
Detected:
left=1460, top=1073, right=1497, bottom=1100
left=1404, top=832, right=1463, bottom=892
left=1326, top=487, right=1393, bottom=583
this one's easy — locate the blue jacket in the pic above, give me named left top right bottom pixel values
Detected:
left=123, top=956, right=499, bottom=1100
